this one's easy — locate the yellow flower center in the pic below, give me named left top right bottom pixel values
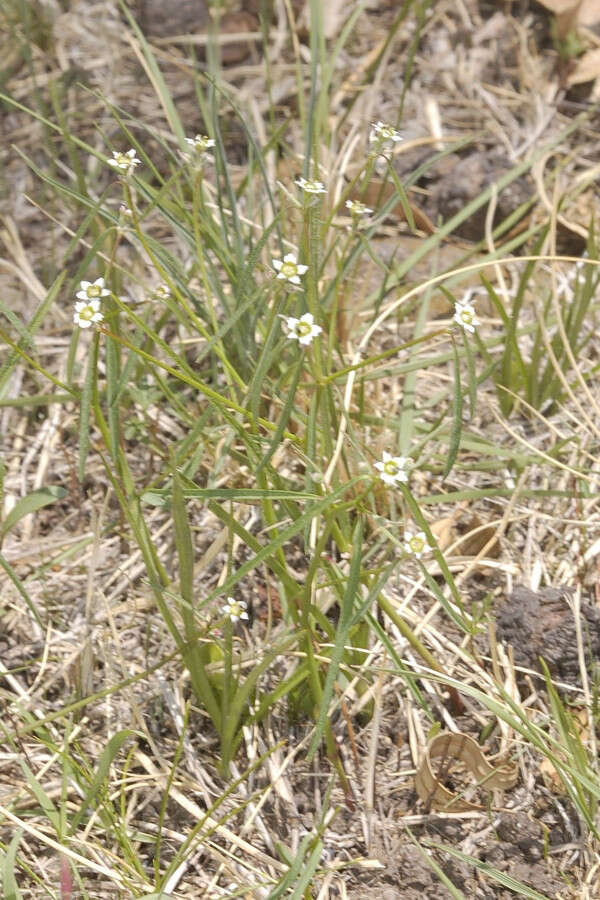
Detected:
left=295, top=321, right=312, bottom=337
left=87, top=285, right=101, bottom=298
left=409, top=536, right=425, bottom=554
left=281, top=262, right=297, bottom=278
left=229, top=601, right=243, bottom=617
left=383, top=460, right=399, bottom=476
left=79, top=305, right=94, bottom=321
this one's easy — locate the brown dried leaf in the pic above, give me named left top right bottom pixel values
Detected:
left=567, top=48, right=600, bottom=85
left=539, top=756, right=567, bottom=792
left=458, top=513, right=501, bottom=558
left=415, top=732, right=518, bottom=812
left=429, top=515, right=458, bottom=552
left=533, top=0, right=600, bottom=38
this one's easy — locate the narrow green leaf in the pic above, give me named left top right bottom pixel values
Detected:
left=2, top=829, right=23, bottom=900
left=0, top=487, right=67, bottom=541
left=307, top=517, right=364, bottom=760
left=118, top=2, right=185, bottom=144
left=20, top=761, right=61, bottom=833
left=287, top=839, right=324, bottom=899
left=205, top=479, right=363, bottom=607
left=424, top=841, right=553, bottom=900
left=78, top=331, right=99, bottom=482
left=443, top=339, right=462, bottom=480
left=142, top=487, right=320, bottom=506
left=0, top=272, right=66, bottom=397
left=463, top=328, right=477, bottom=420
left=0, top=553, right=43, bottom=627
left=172, top=470, right=221, bottom=731
left=406, top=828, right=466, bottom=900
left=70, top=730, right=136, bottom=833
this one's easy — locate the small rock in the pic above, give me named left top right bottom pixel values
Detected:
left=496, top=812, right=544, bottom=862
left=433, top=151, right=531, bottom=241
left=137, top=0, right=209, bottom=37
left=496, top=585, right=600, bottom=689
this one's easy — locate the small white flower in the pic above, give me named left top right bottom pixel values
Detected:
left=273, top=252, right=308, bottom=286
left=295, top=177, right=327, bottom=195
left=374, top=451, right=409, bottom=486
left=345, top=199, right=373, bottom=216
left=284, top=312, right=323, bottom=346
left=73, top=299, right=104, bottom=329
left=404, top=530, right=428, bottom=558
left=369, top=121, right=402, bottom=147
left=76, top=278, right=110, bottom=302
left=185, top=134, right=215, bottom=151
left=222, top=597, right=249, bottom=623
left=184, top=134, right=216, bottom=163
left=453, top=301, right=479, bottom=334
left=153, top=283, right=171, bottom=300
left=107, top=149, right=140, bottom=175
left=119, top=204, right=133, bottom=218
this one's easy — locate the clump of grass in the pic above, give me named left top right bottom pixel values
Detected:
left=2, top=1, right=600, bottom=897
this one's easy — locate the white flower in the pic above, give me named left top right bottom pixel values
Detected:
left=73, top=299, right=104, bottom=329
left=345, top=199, right=373, bottom=216
left=369, top=121, right=402, bottom=147
left=222, top=597, right=249, bottom=622
left=184, top=134, right=215, bottom=165
left=273, top=253, right=308, bottom=286
left=404, top=530, right=428, bottom=558
left=453, top=301, right=479, bottom=334
left=185, top=134, right=215, bottom=153
left=374, top=451, right=409, bottom=486
left=153, top=283, right=171, bottom=300
left=284, top=312, right=323, bottom=346
left=295, top=177, right=327, bottom=195
left=107, top=149, right=140, bottom=175
left=76, top=278, right=110, bottom=302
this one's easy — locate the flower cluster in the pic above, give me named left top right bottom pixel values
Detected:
left=375, top=451, right=409, bottom=486
left=184, top=134, right=215, bottom=165
left=369, top=121, right=402, bottom=150
left=273, top=252, right=307, bottom=286
left=73, top=278, right=109, bottom=329
left=295, top=177, right=327, bottom=196
left=107, top=149, right=140, bottom=176
left=153, top=283, right=171, bottom=301
left=345, top=199, right=373, bottom=217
